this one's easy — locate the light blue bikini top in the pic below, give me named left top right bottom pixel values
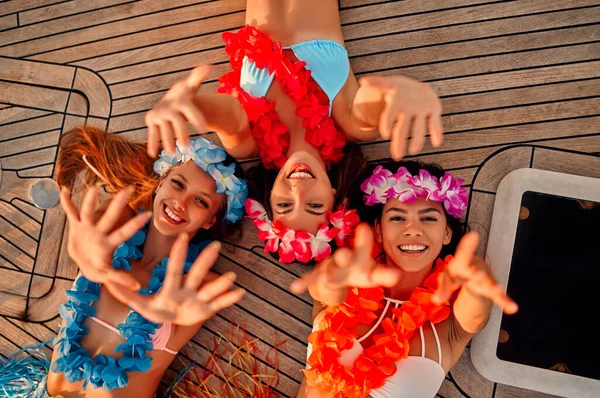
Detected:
left=240, top=40, right=350, bottom=115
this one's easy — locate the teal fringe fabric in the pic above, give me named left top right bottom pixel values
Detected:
left=0, top=342, right=51, bottom=398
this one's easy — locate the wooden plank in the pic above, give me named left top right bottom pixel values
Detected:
left=1, top=115, right=62, bottom=147
left=109, top=63, right=228, bottom=101
left=444, top=97, right=600, bottom=134
left=0, top=13, right=17, bottom=31
left=18, top=0, right=136, bottom=26
left=0, top=267, right=31, bottom=295
left=341, top=0, right=506, bottom=24
left=468, top=191, right=497, bottom=259
left=31, top=11, right=243, bottom=64
left=74, top=30, right=228, bottom=71
left=100, top=47, right=225, bottom=85
left=0, top=212, right=37, bottom=258
left=34, top=204, right=65, bottom=277
left=346, top=6, right=600, bottom=57
left=366, top=42, right=600, bottom=83
left=0, top=81, right=69, bottom=113
left=27, top=279, right=70, bottom=321
left=0, top=130, right=60, bottom=158
left=212, top=255, right=312, bottom=325
left=65, top=91, right=89, bottom=116
left=1, top=147, right=57, bottom=170
left=442, top=79, right=600, bottom=115
left=73, top=67, right=111, bottom=118
left=351, top=26, right=600, bottom=74
left=18, top=164, right=55, bottom=178
left=0, top=0, right=211, bottom=47
left=532, top=147, right=600, bottom=178
left=0, top=291, right=27, bottom=318
left=0, top=200, right=41, bottom=240
left=29, top=275, right=54, bottom=298
left=341, top=0, right=600, bottom=41
left=0, top=107, right=51, bottom=125
left=472, top=147, right=533, bottom=192
left=112, top=91, right=163, bottom=116
left=434, top=60, right=600, bottom=97
left=537, top=134, right=600, bottom=152
left=0, top=0, right=66, bottom=17
left=0, top=56, right=75, bottom=89
left=11, top=198, right=44, bottom=223
left=0, top=0, right=241, bottom=57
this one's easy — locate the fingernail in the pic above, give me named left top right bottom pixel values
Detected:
left=224, top=272, right=236, bottom=281
left=210, top=241, right=222, bottom=251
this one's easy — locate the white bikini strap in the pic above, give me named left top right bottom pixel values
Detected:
left=357, top=299, right=391, bottom=343
left=431, top=322, right=443, bottom=365
left=419, top=326, right=425, bottom=357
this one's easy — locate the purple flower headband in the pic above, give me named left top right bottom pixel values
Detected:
left=360, top=166, right=468, bottom=218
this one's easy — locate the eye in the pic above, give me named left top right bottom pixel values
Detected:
left=171, top=179, right=184, bottom=190
left=422, top=217, right=438, bottom=222
left=195, top=197, right=208, bottom=208
left=277, top=203, right=292, bottom=208
left=389, top=216, right=405, bottom=222
left=308, top=203, right=323, bottom=208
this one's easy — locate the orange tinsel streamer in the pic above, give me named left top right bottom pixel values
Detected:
left=304, top=256, right=452, bottom=397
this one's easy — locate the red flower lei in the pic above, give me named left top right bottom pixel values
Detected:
left=304, top=256, right=453, bottom=397
left=218, top=25, right=346, bottom=170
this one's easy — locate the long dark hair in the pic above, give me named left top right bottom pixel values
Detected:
left=56, top=126, right=243, bottom=242
left=245, top=144, right=368, bottom=220
left=349, top=159, right=468, bottom=260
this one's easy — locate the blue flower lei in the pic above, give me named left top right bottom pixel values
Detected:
left=153, top=137, right=248, bottom=224
left=52, top=227, right=208, bottom=391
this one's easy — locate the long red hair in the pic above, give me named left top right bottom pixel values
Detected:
left=56, top=126, right=157, bottom=210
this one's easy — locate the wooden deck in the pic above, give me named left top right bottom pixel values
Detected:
left=1, top=1, right=599, bottom=396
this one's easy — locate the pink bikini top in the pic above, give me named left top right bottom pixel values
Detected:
left=89, top=314, right=177, bottom=355
left=76, top=274, right=178, bottom=355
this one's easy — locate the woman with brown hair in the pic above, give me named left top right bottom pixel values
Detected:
left=144, top=0, right=443, bottom=264
left=44, top=126, right=248, bottom=397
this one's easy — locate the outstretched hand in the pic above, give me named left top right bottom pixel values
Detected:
left=106, top=236, right=245, bottom=325
left=359, top=74, right=443, bottom=160
left=145, top=65, right=212, bottom=157
left=60, top=186, right=152, bottom=289
left=432, top=232, right=518, bottom=314
left=290, top=223, right=400, bottom=294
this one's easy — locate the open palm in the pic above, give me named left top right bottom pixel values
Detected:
left=106, top=235, right=245, bottom=325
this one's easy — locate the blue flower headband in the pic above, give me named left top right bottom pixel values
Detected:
left=153, top=137, right=248, bottom=224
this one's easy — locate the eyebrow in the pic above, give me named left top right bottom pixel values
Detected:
left=386, top=207, right=441, bottom=214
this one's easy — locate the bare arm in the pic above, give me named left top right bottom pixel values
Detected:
left=145, top=65, right=257, bottom=160
left=191, top=92, right=257, bottom=159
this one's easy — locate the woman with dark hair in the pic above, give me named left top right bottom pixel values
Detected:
left=44, top=127, right=248, bottom=397
left=291, top=160, right=519, bottom=398
left=144, top=0, right=443, bottom=264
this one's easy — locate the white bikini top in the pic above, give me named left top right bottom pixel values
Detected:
left=307, top=297, right=446, bottom=398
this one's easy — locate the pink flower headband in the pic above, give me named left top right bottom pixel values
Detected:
left=360, top=166, right=468, bottom=218
left=244, top=199, right=360, bottom=263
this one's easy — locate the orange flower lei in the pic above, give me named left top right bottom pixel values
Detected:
left=304, top=256, right=452, bottom=397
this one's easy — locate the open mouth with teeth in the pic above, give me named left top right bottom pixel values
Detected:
left=287, top=163, right=315, bottom=179
left=398, top=244, right=429, bottom=254
left=163, top=203, right=186, bottom=225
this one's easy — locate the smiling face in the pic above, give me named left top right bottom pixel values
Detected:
left=152, top=161, right=224, bottom=237
left=269, top=151, right=335, bottom=234
left=376, top=196, right=452, bottom=272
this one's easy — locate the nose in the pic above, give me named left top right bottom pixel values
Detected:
left=289, top=180, right=311, bottom=198
left=403, top=222, right=423, bottom=237
left=173, top=193, right=192, bottom=211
